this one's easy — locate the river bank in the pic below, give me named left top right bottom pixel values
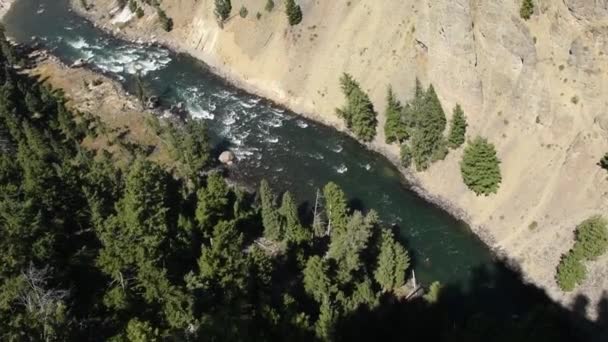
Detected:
left=64, top=0, right=608, bottom=318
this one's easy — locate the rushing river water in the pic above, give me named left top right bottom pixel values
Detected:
left=5, top=0, right=496, bottom=293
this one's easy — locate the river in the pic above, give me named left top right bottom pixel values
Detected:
left=3, top=0, right=538, bottom=314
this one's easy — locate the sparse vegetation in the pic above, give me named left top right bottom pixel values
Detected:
left=156, top=8, right=173, bottom=31
left=600, top=153, right=608, bottom=171
left=285, top=0, right=303, bottom=26
left=265, top=0, right=275, bottom=12
left=520, top=0, right=535, bottom=20
left=460, top=137, right=502, bottom=195
left=239, top=5, right=248, bottom=18
left=215, top=0, right=232, bottom=21
left=336, top=73, right=378, bottom=142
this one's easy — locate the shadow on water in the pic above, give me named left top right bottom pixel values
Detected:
left=334, top=259, right=606, bottom=342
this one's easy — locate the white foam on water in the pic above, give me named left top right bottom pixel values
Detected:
left=188, top=105, right=215, bottom=120
left=310, top=153, right=324, bottom=160
left=265, top=117, right=283, bottom=128
left=240, top=100, right=255, bottom=109
left=364, top=164, right=371, bottom=171
left=296, top=120, right=308, bottom=128
left=266, top=137, right=279, bottom=143
left=331, top=145, right=343, bottom=153
left=223, top=111, right=237, bottom=126
left=335, top=165, right=348, bottom=174
left=67, top=37, right=90, bottom=50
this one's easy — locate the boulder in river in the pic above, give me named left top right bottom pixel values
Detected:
left=219, top=151, right=236, bottom=166
left=146, top=96, right=160, bottom=109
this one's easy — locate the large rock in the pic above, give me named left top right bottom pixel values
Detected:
left=218, top=150, right=236, bottom=165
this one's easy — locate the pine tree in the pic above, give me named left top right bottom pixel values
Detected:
left=384, top=86, right=408, bottom=144
left=460, top=136, right=502, bottom=195
left=285, top=0, right=302, bottom=26
left=448, top=104, right=467, bottom=149
left=573, top=216, right=608, bottom=261
left=423, top=281, right=443, bottom=303
left=215, top=0, right=232, bottom=21
left=280, top=191, right=311, bottom=244
left=410, top=84, right=448, bottom=170
left=328, top=211, right=376, bottom=284
left=260, top=180, right=283, bottom=241
left=336, top=73, right=378, bottom=142
left=322, top=182, right=349, bottom=236
left=374, top=229, right=410, bottom=291
left=303, top=256, right=333, bottom=303
left=196, top=172, right=230, bottom=236
left=556, top=251, right=586, bottom=291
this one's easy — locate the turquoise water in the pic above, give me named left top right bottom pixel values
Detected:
left=3, top=0, right=494, bottom=288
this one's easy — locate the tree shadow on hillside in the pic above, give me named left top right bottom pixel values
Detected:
left=334, top=258, right=605, bottom=342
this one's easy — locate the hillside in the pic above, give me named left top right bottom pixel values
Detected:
left=73, top=0, right=608, bottom=316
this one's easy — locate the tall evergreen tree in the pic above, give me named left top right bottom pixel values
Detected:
left=410, top=85, right=448, bottom=170
left=322, top=182, right=349, bottom=236
left=448, top=104, right=467, bottom=149
left=336, top=73, right=378, bottom=142
left=374, top=229, right=410, bottom=292
left=196, top=172, right=230, bottom=236
left=384, top=86, right=408, bottom=144
left=260, top=180, right=283, bottom=241
left=280, top=191, right=311, bottom=244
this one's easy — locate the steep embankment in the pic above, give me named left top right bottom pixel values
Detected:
left=74, top=0, right=608, bottom=316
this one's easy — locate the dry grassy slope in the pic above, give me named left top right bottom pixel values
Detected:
left=79, top=0, right=608, bottom=316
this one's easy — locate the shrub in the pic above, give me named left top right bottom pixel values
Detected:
left=460, top=136, right=502, bottom=195
left=265, top=0, right=275, bottom=12
left=520, top=0, right=534, bottom=20
left=215, top=0, right=232, bottom=21
left=256, top=12, right=262, bottom=20
left=556, top=251, right=586, bottom=292
left=600, top=153, right=608, bottom=171
left=239, top=6, right=248, bottom=18
left=129, top=0, right=138, bottom=13
left=285, top=0, right=302, bottom=26
left=136, top=7, right=144, bottom=18
left=573, top=216, right=608, bottom=261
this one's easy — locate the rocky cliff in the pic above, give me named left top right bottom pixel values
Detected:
left=76, top=0, right=608, bottom=317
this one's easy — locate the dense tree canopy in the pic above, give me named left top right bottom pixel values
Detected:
left=0, top=29, right=594, bottom=342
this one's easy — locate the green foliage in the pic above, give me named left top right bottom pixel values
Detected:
left=164, top=119, right=210, bottom=183
left=400, top=144, right=412, bottom=168
left=260, top=180, right=283, bottom=241
left=196, top=172, right=230, bottom=235
left=573, top=216, right=608, bottom=261
left=374, top=229, right=410, bottom=291
left=384, top=86, right=408, bottom=144
left=336, top=73, right=378, bottom=142
left=156, top=8, right=173, bottom=32
left=280, top=191, right=311, bottom=245
left=448, top=104, right=467, bottom=149
left=410, top=85, right=448, bottom=170
left=239, top=5, right=248, bottom=18
left=215, top=0, right=232, bottom=21
left=520, top=0, right=535, bottom=20
left=265, top=0, right=275, bottom=12
left=424, top=281, right=443, bottom=304
left=303, top=256, right=333, bottom=303
left=323, top=182, right=349, bottom=235
left=556, top=251, right=586, bottom=292
left=285, top=0, right=303, bottom=26
left=555, top=216, right=608, bottom=291
left=136, top=7, right=145, bottom=18
left=460, top=136, right=502, bottom=195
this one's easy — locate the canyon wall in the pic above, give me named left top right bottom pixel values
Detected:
left=78, top=0, right=608, bottom=316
